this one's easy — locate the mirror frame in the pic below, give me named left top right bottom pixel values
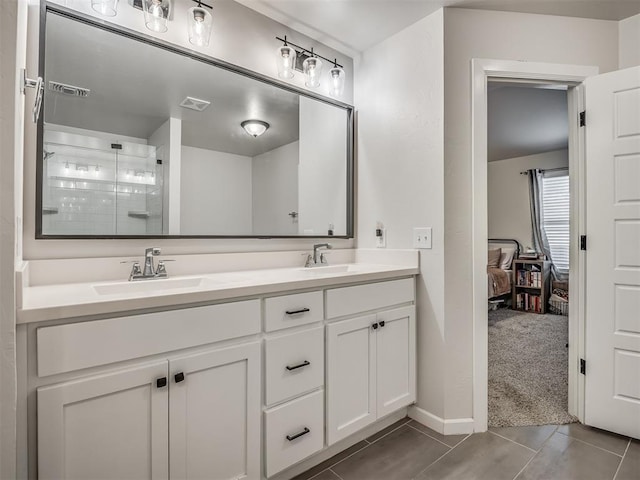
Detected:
left=36, top=3, right=354, bottom=240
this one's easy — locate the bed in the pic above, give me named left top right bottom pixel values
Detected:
left=488, top=239, right=521, bottom=301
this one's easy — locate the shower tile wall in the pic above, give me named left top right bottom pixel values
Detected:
left=42, top=129, right=162, bottom=236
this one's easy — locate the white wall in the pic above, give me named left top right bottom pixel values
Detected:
left=298, top=97, right=348, bottom=236
left=252, top=141, right=299, bottom=236
left=355, top=10, right=445, bottom=418
left=619, top=13, right=640, bottom=68
left=180, top=146, right=253, bottom=235
left=488, top=149, right=569, bottom=249
left=442, top=8, right=618, bottom=421
left=148, top=118, right=181, bottom=235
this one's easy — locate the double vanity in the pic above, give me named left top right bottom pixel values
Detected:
left=18, top=249, right=418, bottom=479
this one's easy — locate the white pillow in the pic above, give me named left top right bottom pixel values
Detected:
left=499, top=247, right=515, bottom=270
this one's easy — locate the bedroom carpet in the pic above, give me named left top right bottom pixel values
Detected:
left=488, top=308, right=577, bottom=428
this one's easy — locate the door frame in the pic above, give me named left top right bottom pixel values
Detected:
left=470, top=59, right=599, bottom=432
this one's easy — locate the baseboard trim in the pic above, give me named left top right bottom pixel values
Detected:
left=408, top=406, right=475, bottom=435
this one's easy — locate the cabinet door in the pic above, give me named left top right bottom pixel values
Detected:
left=326, top=314, right=377, bottom=445
left=169, top=342, right=261, bottom=480
left=38, top=361, right=169, bottom=480
left=376, top=306, right=416, bottom=417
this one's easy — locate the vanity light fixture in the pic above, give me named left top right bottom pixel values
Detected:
left=303, top=53, right=322, bottom=89
left=142, top=0, right=171, bottom=33
left=187, top=0, right=213, bottom=47
left=241, top=120, right=269, bottom=138
left=276, top=36, right=296, bottom=79
left=275, top=36, right=345, bottom=94
left=329, top=59, right=345, bottom=98
left=91, top=0, right=118, bottom=16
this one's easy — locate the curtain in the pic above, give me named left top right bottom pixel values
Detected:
left=527, top=169, right=564, bottom=280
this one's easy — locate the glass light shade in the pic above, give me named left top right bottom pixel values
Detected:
left=91, top=0, right=118, bottom=16
left=187, top=6, right=213, bottom=47
left=276, top=44, right=297, bottom=79
left=142, top=0, right=171, bottom=33
left=329, top=65, right=345, bottom=97
left=303, top=56, right=322, bottom=88
left=241, top=120, right=269, bottom=137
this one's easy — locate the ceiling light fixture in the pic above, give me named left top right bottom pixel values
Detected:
left=91, top=0, right=118, bottom=17
left=275, top=36, right=345, bottom=95
left=188, top=0, right=213, bottom=47
left=142, top=0, right=171, bottom=33
left=241, top=120, right=270, bottom=138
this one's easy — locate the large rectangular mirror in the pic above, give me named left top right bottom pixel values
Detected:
left=37, top=7, right=354, bottom=238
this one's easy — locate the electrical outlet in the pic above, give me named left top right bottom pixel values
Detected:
left=376, top=228, right=386, bottom=248
left=413, top=227, right=432, bottom=249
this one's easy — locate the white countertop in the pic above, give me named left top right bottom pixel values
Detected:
left=18, top=262, right=419, bottom=324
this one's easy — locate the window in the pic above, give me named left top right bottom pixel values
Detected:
left=542, top=173, right=570, bottom=273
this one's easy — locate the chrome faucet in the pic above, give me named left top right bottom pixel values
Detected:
left=125, top=247, right=169, bottom=281
left=305, top=243, right=333, bottom=267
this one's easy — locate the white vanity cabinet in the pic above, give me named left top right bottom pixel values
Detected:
left=35, top=301, right=262, bottom=480
left=325, top=280, right=416, bottom=446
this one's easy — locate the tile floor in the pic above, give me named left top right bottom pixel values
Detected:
left=294, top=419, right=639, bottom=480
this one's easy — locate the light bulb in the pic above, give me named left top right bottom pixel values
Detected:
left=143, top=0, right=170, bottom=33
left=241, top=120, right=270, bottom=137
left=303, top=56, right=322, bottom=88
left=329, top=64, right=345, bottom=97
left=188, top=6, right=213, bottom=46
left=276, top=44, right=296, bottom=79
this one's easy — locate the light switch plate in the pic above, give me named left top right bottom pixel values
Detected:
left=413, top=227, right=432, bottom=249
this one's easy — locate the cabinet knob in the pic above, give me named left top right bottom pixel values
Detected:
left=371, top=323, right=379, bottom=330
left=156, top=377, right=167, bottom=388
left=286, top=427, right=310, bottom=441
left=174, top=372, right=185, bottom=383
left=379, top=321, right=385, bottom=328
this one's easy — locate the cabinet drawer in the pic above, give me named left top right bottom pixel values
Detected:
left=265, top=291, right=323, bottom=332
left=37, top=300, right=260, bottom=377
left=264, top=390, right=324, bottom=477
left=265, top=327, right=324, bottom=406
left=326, top=278, right=414, bottom=319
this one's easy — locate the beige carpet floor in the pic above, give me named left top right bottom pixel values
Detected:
left=488, top=308, right=578, bottom=427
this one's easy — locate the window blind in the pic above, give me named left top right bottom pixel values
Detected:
left=542, top=173, right=570, bottom=273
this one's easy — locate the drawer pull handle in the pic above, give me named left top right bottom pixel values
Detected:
left=285, top=308, right=310, bottom=315
left=174, top=372, right=185, bottom=383
left=286, top=360, right=310, bottom=371
left=286, top=427, right=310, bottom=441
left=156, top=377, right=167, bottom=389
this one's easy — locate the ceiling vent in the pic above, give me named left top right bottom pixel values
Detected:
left=48, top=81, right=90, bottom=97
left=180, top=96, right=210, bottom=112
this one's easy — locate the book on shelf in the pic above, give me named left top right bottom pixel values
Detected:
left=517, top=269, right=541, bottom=288
left=516, top=292, right=543, bottom=313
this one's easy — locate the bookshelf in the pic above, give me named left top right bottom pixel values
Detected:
left=512, top=259, right=550, bottom=314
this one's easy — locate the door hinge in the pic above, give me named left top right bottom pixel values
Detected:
left=579, top=111, right=586, bottom=127
left=580, top=235, right=587, bottom=251
left=580, top=358, right=586, bottom=375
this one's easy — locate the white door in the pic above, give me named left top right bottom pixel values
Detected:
left=326, top=314, right=377, bottom=445
left=376, top=306, right=416, bottom=417
left=37, top=361, right=169, bottom=480
left=585, top=66, right=640, bottom=438
left=169, top=341, right=261, bottom=480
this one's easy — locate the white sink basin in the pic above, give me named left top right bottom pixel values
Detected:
left=297, top=264, right=362, bottom=275
left=94, top=277, right=204, bottom=295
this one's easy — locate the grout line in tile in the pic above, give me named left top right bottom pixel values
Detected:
left=406, top=423, right=456, bottom=449
left=555, top=431, right=625, bottom=458
left=305, top=469, right=334, bottom=480
left=612, top=439, right=632, bottom=480
left=366, top=419, right=412, bottom=445
left=487, top=429, right=539, bottom=453
left=512, top=427, right=560, bottom=480
left=329, top=467, right=344, bottom=480
left=412, top=433, right=472, bottom=480
left=324, top=441, right=372, bottom=470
